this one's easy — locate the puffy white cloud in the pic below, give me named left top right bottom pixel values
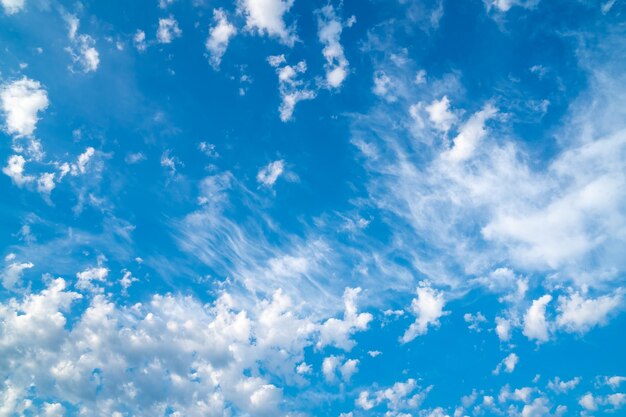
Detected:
left=157, top=16, right=182, bottom=44
left=71, top=147, right=95, bottom=175
left=464, top=311, right=487, bottom=332
left=0, top=279, right=373, bottom=416
left=521, top=397, right=550, bottom=417
left=556, top=290, right=623, bottom=334
left=356, top=378, right=431, bottom=413
left=75, top=266, right=109, bottom=292
left=322, top=355, right=341, bottom=382
left=485, top=0, right=540, bottom=12
left=257, top=159, right=284, bottom=187
left=37, top=172, right=55, bottom=196
left=401, top=282, right=448, bottom=343
left=268, top=55, right=316, bottom=121
left=239, top=0, right=296, bottom=46
left=493, top=352, right=519, bottom=375
left=605, top=376, right=626, bottom=390
left=1, top=259, right=34, bottom=290
left=316, top=5, right=352, bottom=89
left=548, top=376, right=581, bottom=394
left=1, top=77, right=48, bottom=137
left=206, top=8, right=237, bottom=69
left=425, top=96, right=456, bottom=133
left=579, top=393, right=597, bottom=411
left=133, top=29, right=147, bottom=52
left=64, top=15, right=100, bottom=73
left=495, top=316, right=512, bottom=342
left=523, top=295, right=552, bottom=343
left=443, top=103, right=497, bottom=162
left=317, top=287, right=373, bottom=351
left=3, top=154, right=34, bottom=186
left=1, top=0, right=24, bottom=14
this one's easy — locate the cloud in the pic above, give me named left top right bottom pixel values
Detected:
left=442, top=103, right=497, bottom=162
left=206, top=8, right=237, bottom=69
left=425, top=96, right=456, bottom=133
left=3, top=154, right=34, bottom=186
left=495, top=316, right=512, bottom=342
left=547, top=377, right=581, bottom=394
left=401, top=282, right=448, bottom=343
left=239, top=0, right=296, bottom=46
left=356, top=378, right=432, bottom=413
left=157, top=16, right=182, bottom=44
left=0, top=0, right=24, bottom=14
left=64, top=14, right=100, bottom=73
left=523, top=295, right=552, bottom=343
left=267, top=55, right=316, bottom=121
left=75, top=265, right=109, bottom=292
left=257, top=159, right=284, bottom=187
left=0, top=77, right=49, bottom=137
left=556, top=290, right=623, bottom=334
left=1, top=258, right=34, bottom=290
left=493, top=352, right=519, bottom=375
left=485, top=0, right=540, bottom=12
left=133, top=29, right=147, bottom=52
left=317, top=287, right=373, bottom=351
left=316, top=5, right=353, bottom=89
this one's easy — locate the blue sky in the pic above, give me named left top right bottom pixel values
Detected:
left=0, top=0, right=625, bottom=416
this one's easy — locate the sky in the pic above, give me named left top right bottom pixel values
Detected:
left=0, top=0, right=625, bottom=416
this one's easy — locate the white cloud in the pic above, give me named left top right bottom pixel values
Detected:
left=1, top=260, right=34, bottom=290
left=548, top=376, right=581, bottom=394
left=442, top=103, right=497, bottom=162
left=464, top=312, right=487, bottom=332
left=75, top=266, right=109, bottom=292
left=157, top=16, right=182, bottom=44
left=556, top=290, right=623, bottom=334
left=206, top=8, right=237, bottom=69
left=523, top=295, right=552, bottom=343
left=579, top=393, right=597, bottom=411
left=317, top=5, right=351, bottom=89
left=356, top=379, right=431, bottom=413
left=71, top=147, right=95, bottom=175
left=3, top=154, right=34, bottom=186
left=401, top=282, right=448, bottom=343
left=1, top=77, right=49, bottom=137
left=133, top=29, right=147, bottom=52
left=318, top=287, right=373, bottom=351
left=239, top=0, right=296, bottom=46
left=605, top=376, right=626, bottom=390
left=493, top=352, right=519, bottom=375
left=322, top=355, right=341, bottom=382
left=267, top=56, right=316, bottom=121
left=425, top=96, right=456, bottom=133
left=37, top=172, right=55, bottom=196
left=1, top=0, right=24, bottom=14
left=340, top=358, right=359, bottom=383
left=485, top=0, right=540, bottom=12
left=257, top=159, right=284, bottom=187
left=64, top=15, right=100, bottom=73
left=495, top=316, right=512, bottom=342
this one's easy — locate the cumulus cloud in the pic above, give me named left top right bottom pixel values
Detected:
left=157, top=16, right=182, bottom=44
left=401, top=282, right=448, bottom=343
left=3, top=154, right=34, bottom=186
left=425, top=96, right=456, bottom=133
left=523, top=295, right=552, bottom=343
left=65, top=14, right=100, bottom=73
left=1, top=0, right=24, bottom=14
left=206, top=8, right=237, bottom=69
left=548, top=376, right=581, bottom=394
left=267, top=55, right=316, bottom=121
left=316, top=5, right=353, bottom=89
left=556, top=290, right=623, bottom=334
left=133, top=29, right=147, bottom=52
left=75, top=266, right=109, bottom=292
left=356, top=378, right=431, bottom=413
left=442, top=103, right=497, bottom=162
left=1, top=258, right=34, bottom=290
left=257, top=159, right=284, bottom=187
left=0, top=77, right=49, bottom=137
left=493, top=352, right=519, bottom=375
left=317, top=287, right=373, bottom=351
left=239, top=0, right=296, bottom=46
